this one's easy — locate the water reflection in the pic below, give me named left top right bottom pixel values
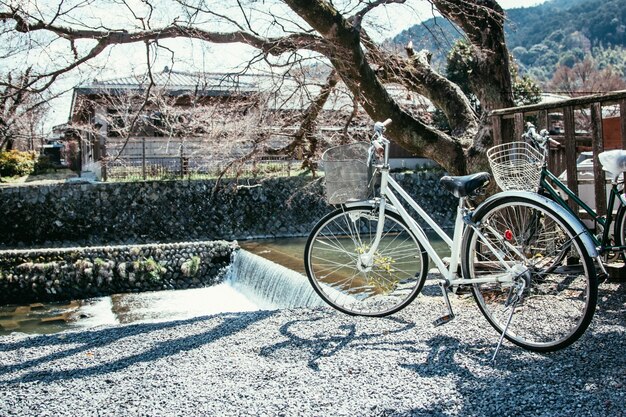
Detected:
left=240, top=233, right=450, bottom=271
left=240, top=237, right=309, bottom=273
left=0, top=284, right=259, bottom=336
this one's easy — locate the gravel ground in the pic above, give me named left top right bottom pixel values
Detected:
left=1, top=280, right=625, bottom=417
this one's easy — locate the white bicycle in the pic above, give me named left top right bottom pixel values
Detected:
left=305, top=119, right=600, bottom=354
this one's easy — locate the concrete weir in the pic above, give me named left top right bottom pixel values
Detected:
left=227, top=249, right=325, bottom=309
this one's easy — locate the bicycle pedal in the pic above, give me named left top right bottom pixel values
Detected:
left=433, top=314, right=455, bottom=327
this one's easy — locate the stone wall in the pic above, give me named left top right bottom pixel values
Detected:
left=0, top=174, right=458, bottom=304
left=0, top=241, right=235, bottom=304
left=0, top=173, right=457, bottom=248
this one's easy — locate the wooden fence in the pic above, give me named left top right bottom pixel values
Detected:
left=490, top=90, right=626, bottom=217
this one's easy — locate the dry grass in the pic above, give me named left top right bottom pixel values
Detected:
left=0, top=168, right=78, bottom=187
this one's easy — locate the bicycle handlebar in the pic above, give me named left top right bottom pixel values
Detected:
left=371, top=120, right=392, bottom=167
left=522, top=122, right=557, bottom=149
left=373, top=119, right=392, bottom=135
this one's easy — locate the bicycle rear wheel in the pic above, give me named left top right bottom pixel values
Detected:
left=613, top=202, right=626, bottom=259
left=461, top=196, right=597, bottom=352
left=305, top=205, right=428, bottom=316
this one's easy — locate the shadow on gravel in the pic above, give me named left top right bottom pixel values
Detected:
left=596, top=282, right=626, bottom=326
left=259, top=312, right=419, bottom=371
left=394, top=325, right=626, bottom=416
left=0, top=310, right=275, bottom=384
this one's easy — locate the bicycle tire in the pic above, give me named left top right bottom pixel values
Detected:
left=461, top=195, right=597, bottom=352
left=613, top=203, right=626, bottom=258
left=304, top=204, right=428, bottom=316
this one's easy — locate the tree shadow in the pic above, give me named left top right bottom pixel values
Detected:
left=259, top=302, right=625, bottom=416
left=391, top=327, right=626, bottom=417
left=0, top=310, right=275, bottom=384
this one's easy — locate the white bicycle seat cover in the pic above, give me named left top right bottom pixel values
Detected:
left=598, top=149, right=626, bottom=180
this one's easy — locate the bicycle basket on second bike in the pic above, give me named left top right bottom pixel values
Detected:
left=322, top=142, right=372, bottom=204
left=487, top=141, right=544, bottom=192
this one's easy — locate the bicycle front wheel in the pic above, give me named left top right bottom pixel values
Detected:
left=461, top=196, right=597, bottom=352
left=305, top=205, right=428, bottom=316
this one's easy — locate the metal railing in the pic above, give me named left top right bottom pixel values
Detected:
left=101, top=137, right=298, bottom=180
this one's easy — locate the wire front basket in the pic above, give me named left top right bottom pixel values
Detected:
left=322, top=142, right=371, bottom=204
left=487, top=141, right=544, bottom=192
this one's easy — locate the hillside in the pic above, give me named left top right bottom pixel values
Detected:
left=392, top=0, right=626, bottom=81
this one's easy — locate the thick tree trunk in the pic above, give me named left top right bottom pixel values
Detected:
left=432, top=0, right=515, bottom=112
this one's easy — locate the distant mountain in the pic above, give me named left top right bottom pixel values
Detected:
left=391, top=0, right=626, bottom=80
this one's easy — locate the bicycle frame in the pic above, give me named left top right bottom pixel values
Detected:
left=361, top=159, right=515, bottom=288
left=362, top=129, right=599, bottom=289
left=538, top=155, right=626, bottom=253
left=309, top=121, right=603, bottom=357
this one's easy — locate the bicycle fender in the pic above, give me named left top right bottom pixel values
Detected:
left=475, top=190, right=599, bottom=257
left=344, top=200, right=376, bottom=209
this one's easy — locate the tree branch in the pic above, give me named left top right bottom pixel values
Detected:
left=374, top=45, right=478, bottom=143
left=431, top=0, right=514, bottom=110
left=0, top=11, right=331, bottom=94
left=351, top=0, right=406, bottom=29
left=285, top=0, right=469, bottom=174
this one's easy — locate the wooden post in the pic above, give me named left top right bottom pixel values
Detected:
left=101, top=135, right=108, bottom=182
left=492, top=115, right=502, bottom=145
left=180, top=142, right=184, bottom=179
left=537, top=110, right=549, bottom=131
left=514, top=112, right=525, bottom=143
left=591, top=102, right=606, bottom=216
left=563, top=106, right=578, bottom=213
left=609, top=99, right=626, bottom=281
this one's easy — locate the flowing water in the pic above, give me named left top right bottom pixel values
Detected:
left=0, top=238, right=321, bottom=335
left=227, top=250, right=324, bottom=309
left=0, top=234, right=449, bottom=335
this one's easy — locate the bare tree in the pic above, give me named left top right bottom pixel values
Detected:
left=547, top=57, right=626, bottom=97
left=0, top=0, right=517, bottom=175
left=0, top=69, right=49, bottom=151
left=547, top=57, right=626, bottom=132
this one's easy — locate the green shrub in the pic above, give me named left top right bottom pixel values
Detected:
left=0, top=150, right=37, bottom=177
left=181, top=256, right=201, bottom=277
left=132, top=257, right=166, bottom=283
left=33, top=155, right=55, bottom=174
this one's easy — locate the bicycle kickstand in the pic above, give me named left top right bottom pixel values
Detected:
left=491, top=281, right=525, bottom=362
left=433, top=280, right=455, bottom=327
left=491, top=301, right=517, bottom=362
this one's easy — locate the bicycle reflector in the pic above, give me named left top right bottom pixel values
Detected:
left=504, top=229, right=514, bottom=241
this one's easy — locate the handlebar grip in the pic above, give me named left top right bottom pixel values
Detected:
left=382, top=118, right=392, bottom=127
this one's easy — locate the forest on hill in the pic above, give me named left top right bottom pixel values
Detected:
left=392, top=0, right=626, bottom=84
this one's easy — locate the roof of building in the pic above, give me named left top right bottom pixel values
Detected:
left=69, top=68, right=432, bottom=123
left=74, top=67, right=268, bottom=96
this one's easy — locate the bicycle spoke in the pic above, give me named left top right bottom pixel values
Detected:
left=306, top=206, right=427, bottom=316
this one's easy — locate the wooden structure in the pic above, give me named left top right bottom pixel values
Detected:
left=491, top=90, right=626, bottom=217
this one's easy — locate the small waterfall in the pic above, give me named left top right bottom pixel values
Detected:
left=228, top=250, right=326, bottom=309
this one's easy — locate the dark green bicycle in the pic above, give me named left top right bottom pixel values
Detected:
left=488, top=123, right=626, bottom=266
